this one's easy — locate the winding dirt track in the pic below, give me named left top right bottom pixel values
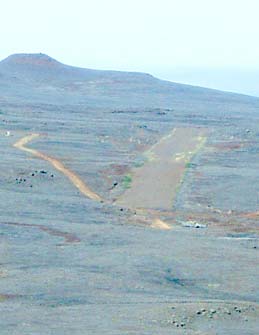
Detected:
left=14, top=134, right=102, bottom=202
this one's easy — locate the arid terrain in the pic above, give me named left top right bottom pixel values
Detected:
left=0, top=53, right=259, bottom=334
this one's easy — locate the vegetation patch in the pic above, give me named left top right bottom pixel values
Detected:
left=134, top=161, right=143, bottom=168
left=0, top=295, right=6, bottom=302
left=185, top=162, right=192, bottom=169
left=122, top=175, right=132, bottom=189
left=185, top=162, right=197, bottom=169
left=133, top=157, right=147, bottom=168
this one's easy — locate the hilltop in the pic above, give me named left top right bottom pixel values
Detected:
left=1, top=53, right=62, bottom=67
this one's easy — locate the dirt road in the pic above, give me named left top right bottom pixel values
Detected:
left=14, top=134, right=102, bottom=202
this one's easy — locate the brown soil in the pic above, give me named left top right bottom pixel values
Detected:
left=1, top=222, right=81, bottom=244
left=14, top=134, right=102, bottom=202
left=116, top=128, right=207, bottom=210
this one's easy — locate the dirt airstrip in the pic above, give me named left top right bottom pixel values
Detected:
left=116, top=127, right=207, bottom=210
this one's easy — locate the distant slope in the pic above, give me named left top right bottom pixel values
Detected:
left=0, top=53, right=258, bottom=113
left=158, top=67, right=259, bottom=97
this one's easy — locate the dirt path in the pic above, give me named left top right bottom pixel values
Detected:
left=1, top=222, right=80, bottom=244
left=14, top=134, right=102, bottom=202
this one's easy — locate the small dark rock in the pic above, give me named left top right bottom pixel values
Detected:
left=157, top=111, right=166, bottom=115
left=234, top=307, right=242, bottom=313
left=209, top=309, right=216, bottom=314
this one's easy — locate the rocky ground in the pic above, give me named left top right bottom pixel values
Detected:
left=0, top=54, right=259, bottom=334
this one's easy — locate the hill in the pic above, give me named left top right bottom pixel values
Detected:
left=0, top=53, right=258, bottom=111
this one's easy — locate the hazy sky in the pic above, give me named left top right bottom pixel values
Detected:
left=1, top=0, right=259, bottom=94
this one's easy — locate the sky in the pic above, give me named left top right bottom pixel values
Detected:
left=0, top=0, right=259, bottom=95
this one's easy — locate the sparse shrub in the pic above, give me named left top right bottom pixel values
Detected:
left=122, top=175, right=132, bottom=189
